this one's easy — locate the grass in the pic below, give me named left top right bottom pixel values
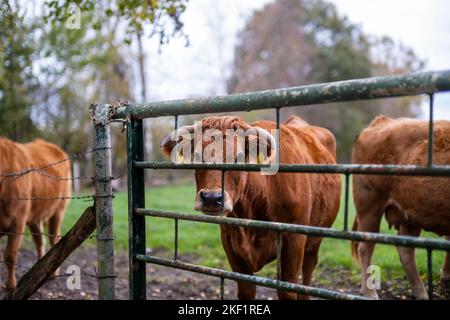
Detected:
left=63, top=181, right=446, bottom=282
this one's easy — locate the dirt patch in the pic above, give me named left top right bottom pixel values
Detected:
left=0, top=246, right=448, bottom=300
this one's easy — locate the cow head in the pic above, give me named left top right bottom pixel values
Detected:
left=160, top=116, right=276, bottom=216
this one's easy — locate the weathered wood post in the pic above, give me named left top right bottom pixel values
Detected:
left=92, top=103, right=115, bottom=300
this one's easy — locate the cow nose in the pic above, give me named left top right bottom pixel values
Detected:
left=200, top=191, right=222, bottom=207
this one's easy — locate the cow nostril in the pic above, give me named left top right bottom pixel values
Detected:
left=199, top=191, right=208, bottom=201
left=200, top=191, right=223, bottom=207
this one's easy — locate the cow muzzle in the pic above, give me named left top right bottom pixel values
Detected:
left=195, top=189, right=233, bottom=215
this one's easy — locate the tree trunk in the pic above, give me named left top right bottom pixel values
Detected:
left=137, top=32, right=153, bottom=186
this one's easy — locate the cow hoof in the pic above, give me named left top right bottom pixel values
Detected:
left=5, top=286, right=15, bottom=300
left=361, top=290, right=379, bottom=300
left=411, top=286, right=429, bottom=300
left=441, top=278, right=450, bottom=298
left=412, top=293, right=429, bottom=300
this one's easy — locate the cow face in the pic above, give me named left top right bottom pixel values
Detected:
left=193, top=169, right=247, bottom=215
left=160, top=116, right=276, bottom=216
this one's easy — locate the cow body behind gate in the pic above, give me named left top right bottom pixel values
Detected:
left=351, top=116, right=450, bottom=299
left=161, top=115, right=341, bottom=300
left=0, top=137, right=72, bottom=292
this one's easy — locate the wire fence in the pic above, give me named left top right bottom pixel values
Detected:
left=0, top=147, right=118, bottom=241
left=0, top=146, right=118, bottom=298
left=0, top=259, right=112, bottom=294
left=0, top=147, right=118, bottom=203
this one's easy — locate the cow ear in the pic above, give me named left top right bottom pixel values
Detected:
left=160, top=134, right=177, bottom=158
left=246, top=136, right=275, bottom=164
left=256, top=137, right=275, bottom=165
left=161, top=125, right=196, bottom=158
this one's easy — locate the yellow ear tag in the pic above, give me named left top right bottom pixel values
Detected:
left=178, top=151, right=184, bottom=162
left=257, top=153, right=265, bottom=164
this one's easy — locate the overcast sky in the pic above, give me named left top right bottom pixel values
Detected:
left=143, top=0, right=449, bottom=119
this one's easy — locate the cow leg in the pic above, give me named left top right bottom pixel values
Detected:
left=395, top=225, right=428, bottom=299
left=352, top=178, right=386, bottom=300
left=48, top=214, right=63, bottom=247
left=29, top=222, right=45, bottom=259
left=236, top=269, right=257, bottom=300
left=356, top=210, right=383, bottom=299
left=48, top=214, right=63, bottom=276
left=220, top=230, right=256, bottom=300
left=440, top=236, right=450, bottom=298
left=301, top=237, right=322, bottom=294
left=4, top=219, right=26, bottom=293
left=229, top=260, right=256, bottom=300
left=277, top=233, right=306, bottom=300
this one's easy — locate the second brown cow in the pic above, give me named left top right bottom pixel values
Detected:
left=0, top=137, right=71, bottom=293
left=352, top=116, right=450, bottom=299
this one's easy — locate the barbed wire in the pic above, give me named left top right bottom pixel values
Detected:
left=0, top=260, right=117, bottom=296
left=0, top=228, right=98, bottom=240
left=32, top=169, right=120, bottom=182
left=0, top=193, right=115, bottom=202
left=0, top=144, right=118, bottom=297
left=0, top=146, right=118, bottom=202
left=0, top=147, right=111, bottom=180
left=0, top=260, right=115, bottom=278
left=89, top=101, right=127, bottom=126
left=0, top=195, right=94, bottom=202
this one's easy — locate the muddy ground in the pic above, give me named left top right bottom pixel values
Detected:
left=0, top=246, right=448, bottom=300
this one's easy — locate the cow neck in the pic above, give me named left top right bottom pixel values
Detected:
left=0, top=137, right=19, bottom=178
left=232, top=175, right=269, bottom=220
left=0, top=137, right=9, bottom=176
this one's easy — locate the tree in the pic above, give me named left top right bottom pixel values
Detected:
left=229, top=0, right=424, bottom=161
left=0, top=0, right=189, bottom=187
left=0, top=2, right=39, bottom=141
left=44, top=0, right=188, bottom=45
left=44, top=1, right=189, bottom=186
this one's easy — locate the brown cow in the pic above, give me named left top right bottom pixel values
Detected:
left=0, top=137, right=71, bottom=292
left=351, top=115, right=450, bottom=299
left=161, top=115, right=341, bottom=299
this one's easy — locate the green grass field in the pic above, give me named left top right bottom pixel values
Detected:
left=63, top=182, right=445, bottom=281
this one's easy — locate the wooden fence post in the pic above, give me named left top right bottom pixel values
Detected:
left=11, top=207, right=96, bottom=300
left=93, top=104, right=115, bottom=300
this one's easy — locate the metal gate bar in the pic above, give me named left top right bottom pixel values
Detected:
left=113, top=70, right=450, bottom=119
left=135, top=209, right=450, bottom=251
left=134, top=162, right=450, bottom=176
left=136, top=254, right=366, bottom=300
left=118, top=70, right=450, bottom=300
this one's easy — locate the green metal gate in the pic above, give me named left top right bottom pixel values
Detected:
left=112, top=70, right=450, bottom=300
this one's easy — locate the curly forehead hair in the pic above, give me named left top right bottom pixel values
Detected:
left=201, top=116, right=249, bottom=131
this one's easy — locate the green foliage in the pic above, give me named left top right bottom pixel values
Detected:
left=302, top=0, right=373, bottom=82
left=0, top=0, right=188, bottom=182
left=0, top=4, right=39, bottom=141
left=44, top=0, right=188, bottom=45
left=229, top=0, right=425, bottom=161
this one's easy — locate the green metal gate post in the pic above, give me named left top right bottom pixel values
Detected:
left=126, top=110, right=147, bottom=300
left=93, top=104, right=115, bottom=300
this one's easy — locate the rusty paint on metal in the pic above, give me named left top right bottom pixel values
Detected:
left=134, top=161, right=450, bottom=177
left=135, top=255, right=367, bottom=300
left=113, top=70, right=450, bottom=119
left=135, top=209, right=450, bottom=252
